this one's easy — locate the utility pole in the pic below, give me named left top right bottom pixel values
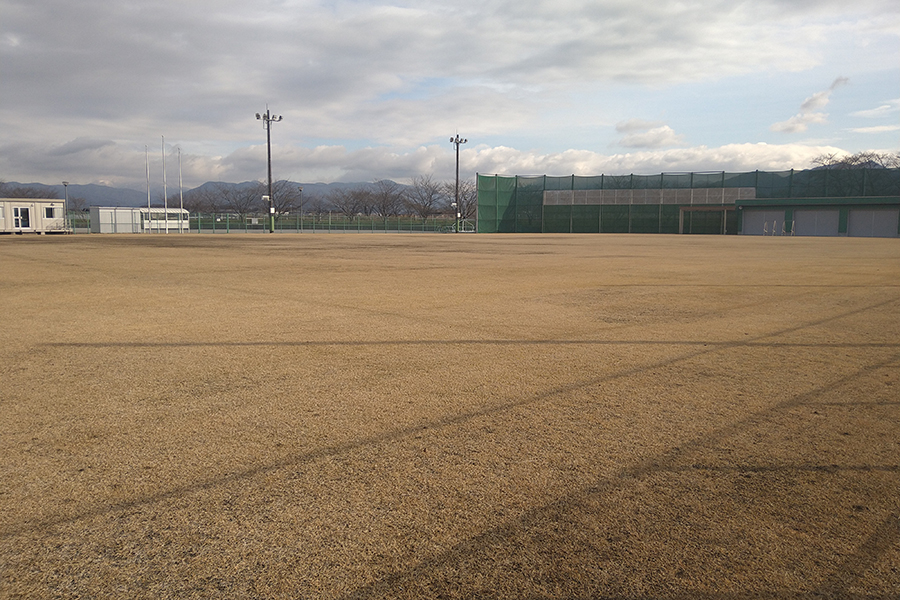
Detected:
left=450, top=134, right=467, bottom=232
left=256, top=107, right=283, bottom=233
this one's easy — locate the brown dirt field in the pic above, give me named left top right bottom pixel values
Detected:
left=1, top=233, right=898, bottom=599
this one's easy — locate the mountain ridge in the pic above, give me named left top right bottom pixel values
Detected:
left=1, top=180, right=387, bottom=207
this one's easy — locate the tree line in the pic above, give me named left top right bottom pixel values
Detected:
left=171, top=175, right=476, bottom=223
left=811, top=151, right=899, bottom=170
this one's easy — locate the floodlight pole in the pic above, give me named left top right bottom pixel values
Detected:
left=256, top=107, right=283, bottom=233
left=62, top=181, right=70, bottom=233
left=450, top=134, right=467, bottom=232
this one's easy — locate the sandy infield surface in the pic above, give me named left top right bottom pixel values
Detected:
left=1, top=233, right=898, bottom=599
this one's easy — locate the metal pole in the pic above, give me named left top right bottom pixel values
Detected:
left=266, top=116, right=273, bottom=232
left=450, top=134, right=467, bottom=232
left=162, top=136, right=168, bottom=234
left=62, top=181, right=69, bottom=233
left=257, top=108, right=282, bottom=234
left=146, top=145, right=151, bottom=233
left=178, top=147, right=184, bottom=233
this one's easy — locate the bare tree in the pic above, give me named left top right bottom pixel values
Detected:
left=0, top=182, right=59, bottom=198
left=68, top=196, right=87, bottom=213
left=808, top=151, right=900, bottom=197
left=327, top=187, right=373, bottom=218
left=181, top=188, right=213, bottom=213
left=442, top=178, right=477, bottom=220
left=404, top=174, right=445, bottom=221
left=222, top=182, right=264, bottom=222
left=371, top=180, right=403, bottom=218
left=271, top=180, right=303, bottom=219
left=811, top=151, right=900, bottom=169
left=352, top=188, right=376, bottom=216
left=304, top=193, right=329, bottom=219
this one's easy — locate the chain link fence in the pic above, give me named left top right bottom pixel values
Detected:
left=67, top=212, right=474, bottom=234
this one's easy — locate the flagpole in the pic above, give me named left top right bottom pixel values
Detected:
left=178, top=147, right=184, bottom=233
left=162, top=136, right=168, bottom=234
left=146, top=145, right=151, bottom=233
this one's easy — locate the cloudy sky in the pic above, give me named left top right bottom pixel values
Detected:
left=2, top=0, right=898, bottom=190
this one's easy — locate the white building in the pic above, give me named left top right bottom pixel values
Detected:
left=0, top=198, right=69, bottom=234
left=90, top=207, right=190, bottom=233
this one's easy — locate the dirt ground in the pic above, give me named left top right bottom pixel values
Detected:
left=1, top=233, right=898, bottom=599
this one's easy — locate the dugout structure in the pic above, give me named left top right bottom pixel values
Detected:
left=477, top=168, right=900, bottom=237
left=89, top=207, right=190, bottom=234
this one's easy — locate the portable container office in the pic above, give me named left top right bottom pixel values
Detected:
left=0, top=198, right=68, bottom=234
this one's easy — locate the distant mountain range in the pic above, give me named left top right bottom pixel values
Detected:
left=1, top=181, right=381, bottom=207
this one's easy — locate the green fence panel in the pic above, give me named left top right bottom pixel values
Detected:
left=725, top=210, right=738, bottom=234
left=496, top=176, right=517, bottom=232
left=660, top=205, right=680, bottom=233
left=571, top=205, right=601, bottom=233
left=662, top=173, right=692, bottom=189
left=515, top=180, right=545, bottom=233
left=478, top=204, right=498, bottom=232
left=865, top=168, right=900, bottom=196
left=477, top=174, right=497, bottom=192
left=684, top=211, right=724, bottom=234
left=691, top=172, right=725, bottom=189
left=574, top=175, right=604, bottom=190
left=498, top=176, right=517, bottom=193
left=497, top=216, right=518, bottom=233
left=790, top=169, right=827, bottom=198
left=542, top=206, right=570, bottom=233
left=826, top=169, right=866, bottom=197
left=516, top=212, right=543, bottom=232
left=477, top=175, right=498, bottom=233
left=756, top=170, right=793, bottom=199
left=604, top=175, right=633, bottom=190
left=630, top=205, right=661, bottom=233
left=723, top=171, right=757, bottom=188
left=633, top=174, right=662, bottom=189
left=600, top=205, right=630, bottom=232
left=544, top=176, right=572, bottom=191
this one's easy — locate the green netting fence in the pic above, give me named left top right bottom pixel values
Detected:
left=477, top=169, right=900, bottom=233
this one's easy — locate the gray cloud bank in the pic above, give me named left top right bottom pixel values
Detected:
left=1, top=0, right=897, bottom=188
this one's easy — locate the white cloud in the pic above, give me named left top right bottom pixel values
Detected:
left=616, top=123, right=684, bottom=149
left=847, top=125, right=900, bottom=134
left=771, top=77, right=849, bottom=133
left=850, top=99, right=900, bottom=118
left=471, top=142, right=846, bottom=177
left=615, top=119, right=666, bottom=133
left=770, top=112, right=829, bottom=134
